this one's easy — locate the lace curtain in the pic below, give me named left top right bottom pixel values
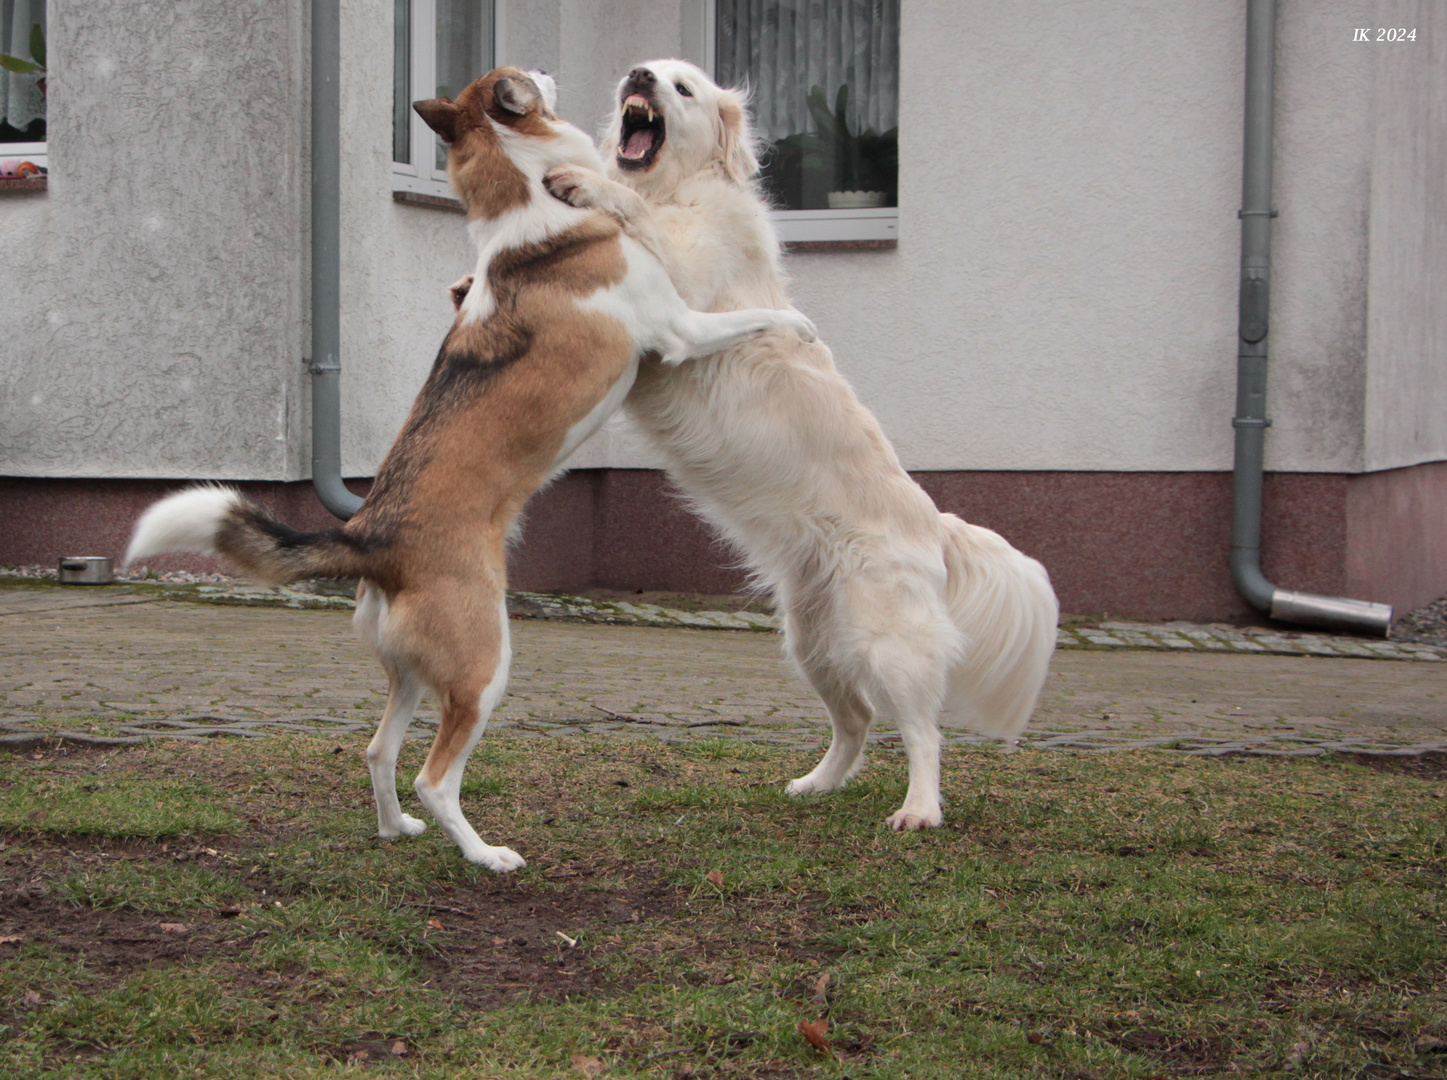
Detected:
left=716, top=0, right=898, bottom=209
left=1, top=0, right=46, bottom=141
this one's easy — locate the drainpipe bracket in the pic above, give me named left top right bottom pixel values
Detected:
left=306, top=358, right=341, bottom=376
left=1231, top=417, right=1272, bottom=428
left=1237, top=209, right=1279, bottom=218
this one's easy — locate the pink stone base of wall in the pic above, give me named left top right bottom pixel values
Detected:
left=3, top=464, right=1443, bottom=621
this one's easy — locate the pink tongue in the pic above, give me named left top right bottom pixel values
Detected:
left=623, top=129, right=654, bottom=158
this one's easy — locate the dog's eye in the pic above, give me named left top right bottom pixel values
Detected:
left=675, top=82, right=693, bottom=98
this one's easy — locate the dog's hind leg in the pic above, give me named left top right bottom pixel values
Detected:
left=366, top=665, right=427, bottom=839
left=411, top=596, right=525, bottom=872
left=783, top=612, right=875, bottom=795
left=884, top=702, right=946, bottom=831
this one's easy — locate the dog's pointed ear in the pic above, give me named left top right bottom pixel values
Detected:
left=415, top=98, right=460, bottom=142
left=717, top=90, right=760, bottom=183
left=494, top=74, right=540, bottom=116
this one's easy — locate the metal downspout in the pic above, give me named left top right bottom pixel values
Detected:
left=1229, top=0, right=1392, bottom=636
left=308, top=0, right=364, bottom=520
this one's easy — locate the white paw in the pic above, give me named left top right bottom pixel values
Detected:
left=378, top=813, right=427, bottom=839
left=886, top=808, right=943, bottom=832
left=785, top=776, right=818, bottom=796
left=790, top=312, right=818, bottom=343
left=465, top=844, right=528, bottom=873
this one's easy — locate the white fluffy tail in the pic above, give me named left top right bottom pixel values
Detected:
left=127, top=484, right=367, bottom=584
left=938, top=513, right=1059, bottom=740
left=126, top=485, right=243, bottom=565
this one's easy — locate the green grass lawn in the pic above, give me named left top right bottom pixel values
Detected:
left=0, top=733, right=1443, bottom=1078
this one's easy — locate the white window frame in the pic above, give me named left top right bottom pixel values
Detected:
left=391, top=0, right=503, bottom=202
left=701, top=0, right=899, bottom=244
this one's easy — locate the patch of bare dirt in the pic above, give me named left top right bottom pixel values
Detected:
left=0, top=836, right=692, bottom=1012
left=1338, top=751, right=1447, bottom=781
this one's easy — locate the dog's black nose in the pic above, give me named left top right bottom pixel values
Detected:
left=625, top=67, right=656, bottom=93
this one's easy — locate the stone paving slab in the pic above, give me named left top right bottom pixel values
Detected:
left=0, top=588, right=1442, bottom=757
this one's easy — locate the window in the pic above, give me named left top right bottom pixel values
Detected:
left=393, top=0, right=498, bottom=202
left=711, top=0, right=899, bottom=243
left=1, top=0, right=46, bottom=167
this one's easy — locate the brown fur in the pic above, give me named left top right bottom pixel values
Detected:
left=417, top=68, right=559, bottom=221
left=208, top=75, right=636, bottom=828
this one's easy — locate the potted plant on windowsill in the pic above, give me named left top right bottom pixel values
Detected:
left=805, top=83, right=897, bottom=210
left=0, top=21, right=47, bottom=97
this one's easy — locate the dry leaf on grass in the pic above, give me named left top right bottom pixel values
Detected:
left=811, top=971, right=831, bottom=1005
left=571, top=1053, right=607, bottom=1076
left=798, top=1017, right=834, bottom=1058
left=705, top=869, right=724, bottom=888
left=23, top=990, right=41, bottom=1006
left=159, top=922, right=188, bottom=935
left=390, top=1040, right=408, bottom=1057
left=427, top=918, right=445, bottom=931
left=0, top=935, right=22, bottom=944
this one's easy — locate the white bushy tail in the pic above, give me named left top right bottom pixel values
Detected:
left=126, top=484, right=368, bottom=585
left=126, top=486, right=243, bottom=565
left=938, top=513, right=1059, bottom=740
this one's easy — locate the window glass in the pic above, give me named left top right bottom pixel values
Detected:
left=716, top=0, right=898, bottom=211
left=0, top=0, right=46, bottom=148
left=434, top=0, right=493, bottom=170
left=393, top=0, right=410, bottom=163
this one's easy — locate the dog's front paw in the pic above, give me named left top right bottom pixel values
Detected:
left=544, top=166, right=593, bottom=208
left=886, top=807, right=944, bottom=831
left=788, top=311, right=818, bottom=343
left=448, top=274, right=474, bottom=311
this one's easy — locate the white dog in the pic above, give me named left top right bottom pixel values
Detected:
left=543, top=60, right=1059, bottom=831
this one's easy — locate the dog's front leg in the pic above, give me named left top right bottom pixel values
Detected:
left=658, top=306, right=817, bottom=364
left=545, top=166, right=671, bottom=266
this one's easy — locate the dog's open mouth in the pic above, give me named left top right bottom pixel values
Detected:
left=617, top=93, right=664, bottom=171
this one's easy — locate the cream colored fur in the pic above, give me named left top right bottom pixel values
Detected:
left=550, top=59, right=1059, bottom=830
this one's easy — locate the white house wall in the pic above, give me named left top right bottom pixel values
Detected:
left=2, top=1, right=1438, bottom=484
left=0, top=0, right=309, bottom=480
left=782, top=2, right=1427, bottom=474
left=1361, top=0, right=1447, bottom=472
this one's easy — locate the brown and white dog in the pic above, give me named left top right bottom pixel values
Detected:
left=541, top=61, right=1059, bottom=832
left=125, top=68, right=814, bottom=871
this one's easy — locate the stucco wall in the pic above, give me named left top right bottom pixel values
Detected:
left=1, top=1, right=1440, bottom=483
left=779, top=1, right=1436, bottom=474
left=1361, top=0, right=1447, bottom=471
left=0, top=0, right=309, bottom=480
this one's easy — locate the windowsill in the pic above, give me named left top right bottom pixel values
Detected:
left=0, top=176, right=46, bottom=194
left=389, top=188, right=900, bottom=250
left=393, top=189, right=463, bottom=212
left=769, top=206, right=898, bottom=245
left=784, top=238, right=896, bottom=253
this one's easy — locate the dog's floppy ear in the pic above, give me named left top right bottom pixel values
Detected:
left=717, top=89, right=760, bottom=183
left=415, top=98, right=460, bottom=142
left=494, top=74, right=540, bottom=115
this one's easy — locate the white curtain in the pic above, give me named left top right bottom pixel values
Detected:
left=1, top=0, right=45, bottom=137
left=716, top=0, right=899, bottom=144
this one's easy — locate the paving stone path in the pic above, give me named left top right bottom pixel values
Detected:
left=1, top=580, right=1443, bottom=758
